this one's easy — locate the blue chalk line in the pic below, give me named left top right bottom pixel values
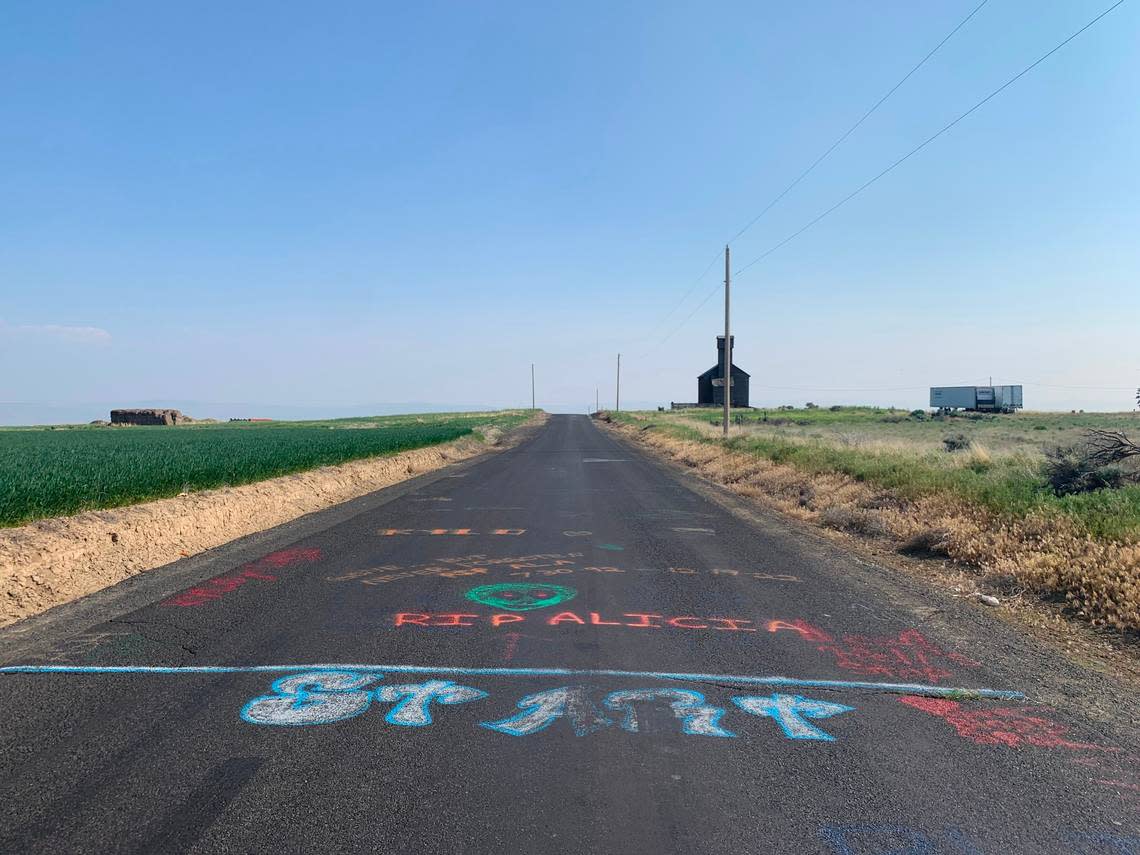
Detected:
left=0, top=664, right=1024, bottom=700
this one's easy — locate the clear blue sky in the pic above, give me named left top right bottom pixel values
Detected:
left=2, top=0, right=1137, bottom=422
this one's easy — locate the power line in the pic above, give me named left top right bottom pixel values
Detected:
left=652, top=276, right=724, bottom=351
left=734, top=0, right=1128, bottom=279
left=752, top=384, right=928, bottom=392
left=638, top=3, right=989, bottom=358
left=641, top=0, right=1126, bottom=357
left=726, top=0, right=989, bottom=247
left=1026, top=382, right=1137, bottom=392
left=634, top=247, right=723, bottom=354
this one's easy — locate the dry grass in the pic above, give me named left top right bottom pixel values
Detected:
left=605, top=415, right=1140, bottom=633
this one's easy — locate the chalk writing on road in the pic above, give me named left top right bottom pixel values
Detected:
left=326, top=553, right=799, bottom=586
left=379, top=529, right=526, bottom=536
left=464, top=583, right=577, bottom=611
left=240, top=670, right=855, bottom=741
left=161, top=548, right=322, bottom=608
left=768, top=620, right=980, bottom=684
left=394, top=612, right=761, bottom=631
left=899, top=697, right=1101, bottom=750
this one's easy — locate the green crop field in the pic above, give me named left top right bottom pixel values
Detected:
left=0, top=410, right=532, bottom=527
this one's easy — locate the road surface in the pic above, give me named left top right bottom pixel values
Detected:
left=0, top=415, right=1135, bottom=853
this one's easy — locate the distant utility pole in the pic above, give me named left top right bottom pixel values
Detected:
left=596, top=387, right=599, bottom=414
left=723, top=245, right=731, bottom=438
left=531, top=363, right=536, bottom=411
left=616, top=354, right=621, bottom=412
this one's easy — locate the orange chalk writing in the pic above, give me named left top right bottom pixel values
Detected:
left=668, top=617, right=709, bottom=629
left=623, top=613, right=663, bottom=629
left=589, top=612, right=623, bottom=626
left=709, top=618, right=757, bottom=632
left=392, top=611, right=771, bottom=635
left=430, top=613, right=480, bottom=627
left=766, top=619, right=833, bottom=641
left=548, top=611, right=586, bottom=625
left=395, top=613, right=431, bottom=626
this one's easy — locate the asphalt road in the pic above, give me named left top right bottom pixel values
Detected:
left=0, top=415, right=1136, bottom=854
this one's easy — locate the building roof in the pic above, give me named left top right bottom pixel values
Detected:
left=698, top=363, right=750, bottom=380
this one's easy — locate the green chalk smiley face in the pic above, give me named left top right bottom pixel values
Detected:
left=464, top=583, right=577, bottom=612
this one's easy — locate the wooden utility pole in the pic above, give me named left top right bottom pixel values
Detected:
left=596, top=387, right=599, bottom=414
left=723, top=245, right=731, bottom=438
left=616, top=354, right=621, bottom=412
left=531, top=363, right=536, bottom=411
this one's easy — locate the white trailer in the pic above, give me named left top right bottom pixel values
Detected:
left=930, top=385, right=1023, bottom=413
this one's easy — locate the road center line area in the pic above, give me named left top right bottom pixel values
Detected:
left=0, top=416, right=1135, bottom=854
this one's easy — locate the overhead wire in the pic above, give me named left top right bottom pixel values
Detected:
left=725, top=0, right=989, bottom=246
left=637, top=0, right=992, bottom=357
left=733, top=0, right=1128, bottom=279
left=634, top=247, right=724, bottom=354
left=645, top=0, right=1127, bottom=360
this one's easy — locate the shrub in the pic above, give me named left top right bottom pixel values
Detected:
left=899, top=528, right=951, bottom=558
left=819, top=506, right=887, bottom=537
left=1043, top=430, right=1140, bottom=497
left=943, top=433, right=971, bottom=452
left=829, top=405, right=843, bottom=412
left=910, top=409, right=927, bottom=421
left=1043, top=445, right=1124, bottom=496
left=805, top=402, right=818, bottom=409
left=859, top=493, right=910, bottom=511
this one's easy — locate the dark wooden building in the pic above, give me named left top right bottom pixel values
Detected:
left=697, top=335, right=750, bottom=407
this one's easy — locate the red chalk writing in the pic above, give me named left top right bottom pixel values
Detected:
left=254, top=548, right=322, bottom=567
left=392, top=611, right=757, bottom=632
left=161, top=548, right=322, bottom=607
left=899, top=697, right=1101, bottom=750
left=1071, top=754, right=1140, bottom=806
left=768, top=620, right=979, bottom=683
